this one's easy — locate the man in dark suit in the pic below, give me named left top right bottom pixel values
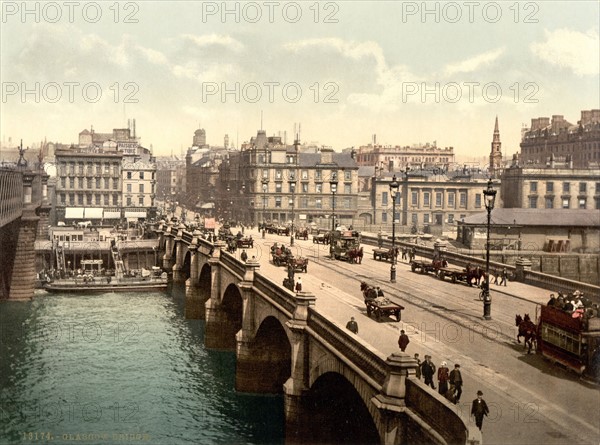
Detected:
left=471, top=390, right=490, bottom=430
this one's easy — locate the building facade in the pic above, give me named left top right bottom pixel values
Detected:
left=519, top=109, right=600, bottom=168
left=354, top=141, right=455, bottom=171
left=501, top=162, right=600, bottom=211
left=220, top=130, right=359, bottom=228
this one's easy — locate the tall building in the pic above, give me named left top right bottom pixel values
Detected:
left=489, top=116, right=502, bottom=178
left=519, top=109, right=600, bottom=168
left=221, top=130, right=359, bottom=227
left=354, top=140, right=455, bottom=171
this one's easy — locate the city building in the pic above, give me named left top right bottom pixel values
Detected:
left=221, top=130, right=359, bottom=227
left=55, top=125, right=157, bottom=223
left=501, top=160, right=600, bottom=210
left=156, top=156, right=186, bottom=200
left=354, top=138, right=455, bottom=171
left=519, top=109, right=600, bottom=168
left=368, top=167, right=496, bottom=235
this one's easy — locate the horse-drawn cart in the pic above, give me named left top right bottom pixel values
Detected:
left=295, top=228, right=309, bottom=240
left=313, top=232, right=330, bottom=244
left=237, top=236, right=254, bottom=248
left=373, top=247, right=398, bottom=262
left=365, top=298, right=404, bottom=321
left=437, top=266, right=469, bottom=284
left=410, top=259, right=438, bottom=275
left=288, top=256, right=308, bottom=273
left=271, top=250, right=290, bottom=266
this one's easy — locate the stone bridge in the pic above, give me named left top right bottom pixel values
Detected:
left=0, top=166, right=50, bottom=299
left=157, top=221, right=479, bottom=445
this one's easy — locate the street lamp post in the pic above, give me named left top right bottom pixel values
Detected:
left=483, top=178, right=497, bottom=320
left=329, top=172, right=338, bottom=258
left=261, top=179, right=269, bottom=226
left=389, top=174, right=399, bottom=283
left=289, top=173, right=296, bottom=246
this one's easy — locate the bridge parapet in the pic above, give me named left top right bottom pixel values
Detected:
left=0, top=169, right=24, bottom=228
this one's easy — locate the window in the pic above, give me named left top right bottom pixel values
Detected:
left=545, top=197, right=553, bottom=209
left=411, top=191, right=418, bottom=206
left=275, top=197, right=282, bottom=208
left=127, top=172, right=132, bottom=179
left=300, top=197, right=308, bottom=208
left=529, top=196, right=538, bottom=208
left=411, top=213, right=418, bottom=224
left=562, top=198, right=570, bottom=209
left=69, top=193, right=75, bottom=205
left=113, top=179, right=118, bottom=190
left=288, top=169, right=296, bottom=180
left=139, top=197, right=144, bottom=206
left=459, top=192, right=467, bottom=208
left=382, top=192, right=388, bottom=206
left=302, top=183, right=308, bottom=193
left=139, top=184, right=144, bottom=193
left=344, top=198, right=351, bottom=209
left=104, top=178, right=109, bottom=189
left=262, top=169, right=269, bottom=179
left=344, top=184, right=352, bottom=194
left=382, top=212, right=387, bottom=223
left=288, top=182, right=296, bottom=193
left=95, top=195, right=101, bottom=205
left=104, top=163, right=110, bottom=173
left=435, top=192, right=442, bottom=207
left=275, top=183, right=282, bottom=193
left=344, top=170, right=351, bottom=181
left=301, top=170, right=308, bottom=180
left=315, top=170, right=322, bottom=181
left=95, top=178, right=100, bottom=189
left=61, top=177, right=66, bottom=188
left=546, top=182, right=554, bottom=193
left=563, top=182, right=570, bottom=193
left=127, top=184, right=132, bottom=193
left=423, top=192, right=430, bottom=207
left=78, top=194, right=83, bottom=205
left=60, top=193, right=65, bottom=204
left=475, top=194, right=482, bottom=208
left=315, top=183, right=322, bottom=193
left=448, top=192, right=455, bottom=208
left=579, top=198, right=586, bottom=209
left=275, top=170, right=282, bottom=179
left=530, top=182, right=538, bottom=193
left=87, top=194, right=92, bottom=205
left=424, top=214, right=430, bottom=224
left=448, top=214, right=454, bottom=223
left=595, top=197, right=600, bottom=210
left=113, top=194, right=119, bottom=205
left=127, top=197, right=132, bottom=206
left=579, top=182, right=587, bottom=193
left=104, top=194, right=109, bottom=205
left=139, top=172, right=144, bottom=180
left=315, top=198, right=322, bottom=209
left=87, top=178, right=92, bottom=189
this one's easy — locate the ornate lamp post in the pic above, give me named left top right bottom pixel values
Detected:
left=289, top=172, right=296, bottom=246
left=329, top=172, right=338, bottom=257
left=483, top=178, right=497, bottom=320
left=389, top=174, right=399, bottom=283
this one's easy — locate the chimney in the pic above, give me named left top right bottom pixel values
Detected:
left=320, top=146, right=333, bottom=164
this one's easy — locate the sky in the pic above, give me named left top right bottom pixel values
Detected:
left=1, top=1, right=598, bottom=162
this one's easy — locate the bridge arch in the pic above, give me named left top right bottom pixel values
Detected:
left=236, top=315, right=291, bottom=394
left=218, top=283, right=244, bottom=349
left=302, top=371, right=379, bottom=444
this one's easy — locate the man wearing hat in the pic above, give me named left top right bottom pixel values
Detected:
left=398, top=329, right=410, bottom=352
left=420, top=355, right=436, bottom=389
left=471, top=390, right=490, bottom=431
left=449, top=364, right=463, bottom=403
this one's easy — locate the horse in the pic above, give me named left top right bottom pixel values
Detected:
left=360, top=281, right=377, bottom=301
left=515, top=314, right=537, bottom=354
left=350, top=247, right=364, bottom=264
left=466, top=267, right=486, bottom=287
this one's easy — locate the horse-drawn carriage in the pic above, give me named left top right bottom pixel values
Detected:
left=271, top=248, right=290, bottom=266
left=313, top=232, right=331, bottom=244
left=360, top=282, right=403, bottom=321
left=295, top=228, right=309, bottom=240
left=288, top=256, right=308, bottom=273
left=373, top=247, right=399, bottom=262
left=332, top=230, right=362, bottom=263
left=237, top=236, right=254, bottom=248
left=409, top=259, right=439, bottom=275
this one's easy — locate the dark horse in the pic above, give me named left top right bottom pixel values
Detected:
left=466, top=266, right=486, bottom=287
left=349, top=247, right=364, bottom=264
left=515, top=314, right=537, bottom=354
left=360, top=281, right=377, bottom=300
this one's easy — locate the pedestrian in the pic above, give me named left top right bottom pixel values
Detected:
left=471, top=390, right=490, bottom=431
left=295, top=276, right=302, bottom=292
left=377, top=230, right=383, bottom=248
left=401, top=247, right=407, bottom=261
left=346, top=317, right=358, bottom=334
left=376, top=286, right=384, bottom=297
left=500, top=267, right=508, bottom=286
left=240, top=250, right=248, bottom=262
left=398, top=329, right=410, bottom=352
left=437, top=361, right=450, bottom=397
left=420, top=355, right=436, bottom=389
left=413, top=353, right=422, bottom=379
left=449, top=364, right=463, bottom=404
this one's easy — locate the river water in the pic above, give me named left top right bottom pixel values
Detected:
left=0, top=284, right=284, bottom=445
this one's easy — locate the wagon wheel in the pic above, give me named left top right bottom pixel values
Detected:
left=375, top=308, right=382, bottom=321
left=411, top=264, right=416, bottom=272
left=439, top=271, right=445, bottom=280
left=419, top=267, right=425, bottom=274
left=451, top=275, right=457, bottom=284
left=366, top=304, right=372, bottom=317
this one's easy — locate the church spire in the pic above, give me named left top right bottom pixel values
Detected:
left=489, top=116, right=502, bottom=178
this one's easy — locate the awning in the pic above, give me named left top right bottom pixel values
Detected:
left=124, top=210, right=147, bottom=219
left=104, top=211, right=121, bottom=219
left=65, top=207, right=84, bottom=218
left=84, top=207, right=103, bottom=219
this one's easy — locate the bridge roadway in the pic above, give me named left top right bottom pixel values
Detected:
left=229, top=226, right=598, bottom=445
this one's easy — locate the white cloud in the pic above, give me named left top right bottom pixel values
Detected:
left=180, top=34, right=244, bottom=52
left=136, top=46, right=169, bottom=65
left=530, top=28, right=599, bottom=76
left=444, top=47, right=506, bottom=76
